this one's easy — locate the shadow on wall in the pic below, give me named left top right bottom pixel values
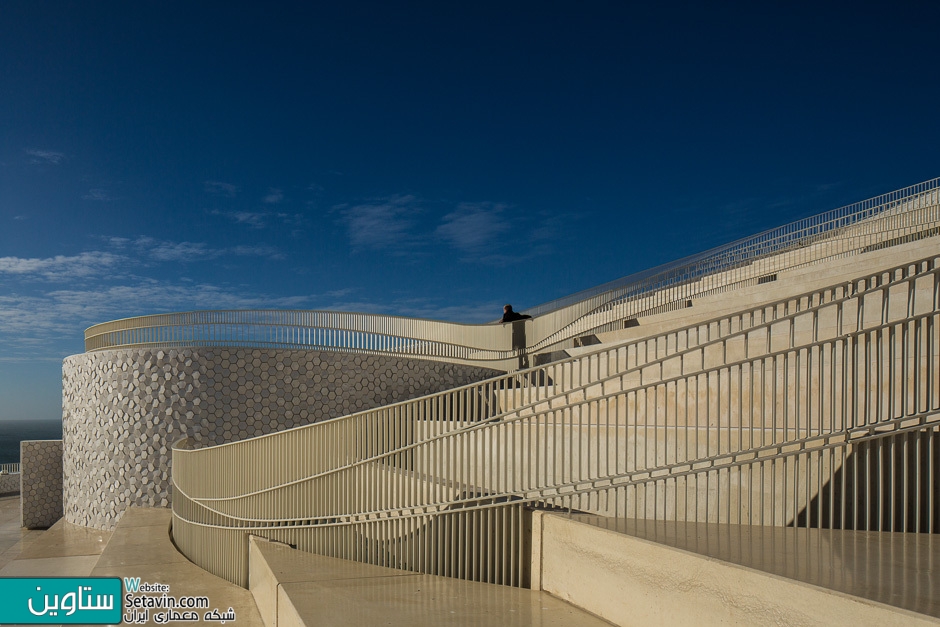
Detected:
left=795, top=429, right=939, bottom=533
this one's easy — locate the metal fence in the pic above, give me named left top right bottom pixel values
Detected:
left=88, top=181, right=940, bottom=370
left=172, top=254, right=940, bottom=587
left=0, top=463, right=19, bottom=474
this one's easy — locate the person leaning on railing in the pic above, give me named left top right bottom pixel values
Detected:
left=501, top=304, right=531, bottom=323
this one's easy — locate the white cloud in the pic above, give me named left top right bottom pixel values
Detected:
left=231, top=245, right=284, bottom=260
left=0, top=252, right=123, bottom=281
left=436, top=202, right=512, bottom=252
left=204, top=180, right=238, bottom=197
left=0, top=281, right=323, bottom=360
left=25, top=149, right=65, bottom=165
left=131, top=237, right=282, bottom=262
left=226, top=211, right=267, bottom=228
left=82, top=189, right=111, bottom=201
left=211, top=210, right=304, bottom=232
left=146, top=241, right=219, bottom=262
left=338, top=195, right=421, bottom=251
left=263, top=188, right=284, bottom=204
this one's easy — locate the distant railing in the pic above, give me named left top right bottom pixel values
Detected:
left=172, top=254, right=940, bottom=587
left=0, top=463, right=20, bottom=474
left=87, top=180, right=940, bottom=370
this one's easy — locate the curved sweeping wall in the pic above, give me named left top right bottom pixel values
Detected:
left=62, top=347, right=500, bottom=530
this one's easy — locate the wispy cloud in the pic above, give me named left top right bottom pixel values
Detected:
left=145, top=240, right=219, bottom=262
left=25, top=149, right=66, bottom=165
left=0, top=252, right=124, bottom=281
left=82, top=189, right=111, bottom=201
left=337, top=194, right=422, bottom=251
left=204, top=180, right=239, bottom=197
left=436, top=202, right=511, bottom=252
left=0, top=281, right=320, bottom=360
left=211, top=210, right=304, bottom=232
left=216, top=210, right=267, bottom=228
left=262, top=188, right=284, bottom=204
left=133, top=237, right=283, bottom=261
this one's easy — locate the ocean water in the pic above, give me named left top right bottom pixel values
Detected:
left=0, top=420, right=62, bottom=465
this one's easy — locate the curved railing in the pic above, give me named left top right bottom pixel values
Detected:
left=172, top=254, right=940, bottom=586
left=85, top=309, right=519, bottom=366
left=524, top=177, right=940, bottom=317
left=87, top=179, right=940, bottom=370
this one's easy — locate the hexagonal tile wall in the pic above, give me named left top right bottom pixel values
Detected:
left=21, top=440, right=63, bottom=529
left=0, top=472, right=20, bottom=496
left=63, top=347, right=502, bottom=530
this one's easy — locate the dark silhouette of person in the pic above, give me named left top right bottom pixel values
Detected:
left=501, top=304, right=531, bottom=369
left=501, top=304, right=531, bottom=323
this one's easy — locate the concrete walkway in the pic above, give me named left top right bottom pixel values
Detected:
left=0, top=496, right=262, bottom=625
left=250, top=535, right=614, bottom=626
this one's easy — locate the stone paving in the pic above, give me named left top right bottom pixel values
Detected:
left=0, top=497, right=262, bottom=626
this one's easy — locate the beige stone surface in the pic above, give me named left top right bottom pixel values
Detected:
left=250, top=536, right=612, bottom=627
left=0, top=510, right=109, bottom=578
left=90, top=507, right=263, bottom=626
left=535, top=512, right=940, bottom=626
left=14, top=517, right=109, bottom=559
left=0, top=554, right=101, bottom=577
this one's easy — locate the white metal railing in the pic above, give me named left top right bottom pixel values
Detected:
left=172, top=254, right=940, bottom=587
left=0, top=463, right=19, bottom=474
left=87, top=180, right=940, bottom=369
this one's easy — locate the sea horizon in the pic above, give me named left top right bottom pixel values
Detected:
left=0, top=419, right=62, bottom=465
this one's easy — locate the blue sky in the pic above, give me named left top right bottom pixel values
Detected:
left=1, top=1, right=939, bottom=423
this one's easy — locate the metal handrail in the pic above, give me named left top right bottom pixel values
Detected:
left=524, top=177, right=940, bottom=316
left=172, top=254, right=940, bottom=586
left=173, top=255, right=939, bottom=499
left=0, top=463, right=20, bottom=474
left=87, top=180, right=940, bottom=367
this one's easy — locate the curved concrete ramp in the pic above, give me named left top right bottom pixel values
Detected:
left=249, top=535, right=613, bottom=627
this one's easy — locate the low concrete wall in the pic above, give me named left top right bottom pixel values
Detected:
left=63, top=347, right=501, bottom=530
left=531, top=512, right=938, bottom=626
left=0, top=472, right=20, bottom=495
left=21, top=440, right=63, bottom=529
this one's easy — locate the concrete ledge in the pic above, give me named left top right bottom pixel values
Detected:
left=533, top=512, right=940, bottom=626
left=90, top=508, right=263, bottom=626
left=249, top=535, right=613, bottom=627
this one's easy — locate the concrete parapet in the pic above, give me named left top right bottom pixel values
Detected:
left=20, top=440, right=63, bottom=529
left=0, top=472, right=20, bottom=495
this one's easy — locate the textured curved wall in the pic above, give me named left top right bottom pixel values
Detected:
left=63, top=347, right=501, bottom=530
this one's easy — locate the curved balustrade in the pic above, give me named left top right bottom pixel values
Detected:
left=85, top=309, right=518, bottom=366
left=172, top=254, right=940, bottom=586
left=88, top=180, right=940, bottom=370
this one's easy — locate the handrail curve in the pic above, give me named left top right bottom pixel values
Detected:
left=88, top=180, right=940, bottom=370
left=172, top=252, right=940, bottom=586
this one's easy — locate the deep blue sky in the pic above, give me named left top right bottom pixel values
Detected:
left=1, top=1, right=939, bottom=423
